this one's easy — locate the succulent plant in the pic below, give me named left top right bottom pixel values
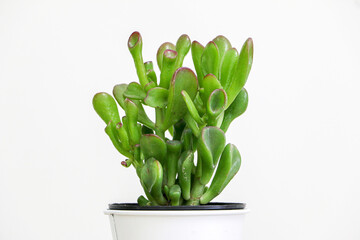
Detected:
left=93, top=31, right=253, bottom=206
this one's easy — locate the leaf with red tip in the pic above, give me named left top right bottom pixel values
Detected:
left=162, top=68, right=198, bottom=131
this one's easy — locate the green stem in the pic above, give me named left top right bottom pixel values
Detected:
left=155, top=108, right=165, bottom=139
left=186, top=177, right=205, bottom=206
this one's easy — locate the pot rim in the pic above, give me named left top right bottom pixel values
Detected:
left=105, top=202, right=249, bottom=216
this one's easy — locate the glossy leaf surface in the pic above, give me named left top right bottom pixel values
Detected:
left=221, top=88, right=248, bottom=132
left=93, top=92, right=120, bottom=125
left=156, top=42, right=176, bottom=71
left=124, top=82, right=146, bottom=100
left=201, top=41, right=220, bottom=78
left=225, top=38, right=253, bottom=107
left=140, top=134, right=167, bottom=164
left=140, top=158, right=167, bottom=205
left=178, top=151, right=194, bottom=200
left=144, top=87, right=168, bottom=108
left=197, top=127, right=226, bottom=184
left=162, top=68, right=198, bottom=131
left=200, top=144, right=241, bottom=204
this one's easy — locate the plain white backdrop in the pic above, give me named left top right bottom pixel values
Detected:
left=1, top=0, right=360, bottom=239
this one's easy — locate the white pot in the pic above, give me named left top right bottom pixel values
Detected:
left=104, top=203, right=249, bottom=240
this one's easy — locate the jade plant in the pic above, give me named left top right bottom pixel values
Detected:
left=93, top=31, right=253, bottom=206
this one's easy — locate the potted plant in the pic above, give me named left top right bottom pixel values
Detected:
left=93, top=31, right=253, bottom=240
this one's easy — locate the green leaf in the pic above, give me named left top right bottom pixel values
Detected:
left=201, top=41, right=220, bottom=78
left=162, top=68, right=198, bottom=131
left=137, top=195, right=150, bottom=206
left=174, top=34, right=191, bottom=69
left=104, top=121, right=132, bottom=159
left=221, top=88, right=248, bottom=132
left=202, top=74, right=222, bottom=105
left=173, top=119, right=186, bottom=141
left=191, top=41, right=205, bottom=87
left=207, top=89, right=227, bottom=119
left=144, top=81, right=157, bottom=92
left=113, top=84, right=128, bottom=110
left=197, top=127, right=226, bottom=185
left=165, top=140, right=182, bottom=187
left=220, top=48, right=238, bottom=89
left=115, top=122, right=130, bottom=151
left=181, top=90, right=204, bottom=125
left=93, top=92, right=120, bottom=125
left=146, top=69, right=157, bottom=85
left=140, top=134, right=167, bottom=164
left=124, top=82, right=146, bottom=100
left=200, top=144, right=241, bottom=204
left=225, top=38, right=253, bottom=107
left=159, top=49, right=177, bottom=89
left=113, top=84, right=155, bottom=129
left=124, top=99, right=140, bottom=145
left=169, top=184, right=182, bottom=206
left=144, top=61, right=154, bottom=71
left=178, top=151, right=194, bottom=200
left=128, top=31, right=148, bottom=87
left=156, top=42, right=176, bottom=71
left=181, top=128, right=193, bottom=152
left=213, top=35, right=232, bottom=62
left=140, top=158, right=167, bottom=205
left=144, top=87, right=168, bottom=108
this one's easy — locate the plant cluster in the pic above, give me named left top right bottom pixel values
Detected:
left=93, top=31, right=253, bottom=206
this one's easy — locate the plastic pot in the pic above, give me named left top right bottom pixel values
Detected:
left=104, top=202, right=249, bottom=240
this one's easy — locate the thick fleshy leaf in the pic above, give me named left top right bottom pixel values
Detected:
left=124, top=99, right=140, bottom=145
left=207, top=89, right=227, bottom=118
left=137, top=195, right=150, bottom=206
left=144, top=61, right=154, bottom=72
left=202, top=74, right=222, bottom=104
left=113, top=84, right=155, bottom=129
left=128, top=32, right=148, bottom=87
left=178, top=151, right=194, bottom=200
left=104, top=121, right=132, bottom=158
left=184, top=113, right=200, bottom=137
left=220, top=48, right=238, bottom=89
left=225, top=38, right=253, bottom=107
left=140, top=134, right=167, bottom=164
left=173, top=119, right=186, bottom=141
left=221, top=88, right=248, bottom=132
left=144, top=87, right=168, bottom=108
left=162, top=68, right=198, bottom=131
left=213, top=35, right=232, bottom=62
left=181, top=128, right=193, bottom=152
left=124, top=82, right=146, bottom=100
left=159, top=49, right=177, bottom=89
left=197, top=127, right=226, bottom=185
left=156, top=42, right=176, bottom=71
left=201, top=41, right=220, bottom=78
left=166, top=140, right=182, bottom=187
left=144, top=81, right=156, bottom=92
left=181, top=90, right=203, bottom=125
left=113, top=84, right=127, bottom=110
left=169, top=184, right=182, bottom=206
left=115, top=122, right=130, bottom=151
left=146, top=69, right=157, bottom=85
left=191, top=41, right=205, bottom=87
left=140, top=158, right=167, bottom=205
left=93, top=92, right=120, bottom=125
left=175, top=34, right=191, bottom=69
left=200, top=144, right=241, bottom=204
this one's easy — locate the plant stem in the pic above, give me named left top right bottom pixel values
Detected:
left=185, top=177, right=205, bottom=206
left=155, top=108, right=165, bottom=139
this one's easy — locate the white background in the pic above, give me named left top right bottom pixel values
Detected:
left=1, top=0, right=360, bottom=239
